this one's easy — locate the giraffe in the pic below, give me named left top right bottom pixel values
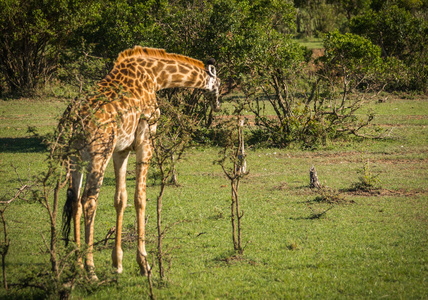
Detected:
left=61, top=46, right=221, bottom=279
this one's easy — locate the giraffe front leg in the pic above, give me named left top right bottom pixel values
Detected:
left=134, top=121, right=154, bottom=276
left=135, top=159, right=150, bottom=276
left=111, top=151, right=130, bottom=274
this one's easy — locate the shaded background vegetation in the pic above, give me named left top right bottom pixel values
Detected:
left=0, top=0, right=427, bottom=148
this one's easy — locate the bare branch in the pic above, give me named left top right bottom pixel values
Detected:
left=0, top=185, right=31, bottom=205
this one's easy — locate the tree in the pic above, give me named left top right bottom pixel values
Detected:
left=315, top=31, right=389, bottom=138
left=350, top=4, right=428, bottom=90
left=216, top=108, right=248, bottom=254
left=350, top=5, right=425, bottom=59
left=242, top=30, right=389, bottom=148
left=241, top=27, right=312, bottom=147
left=74, top=0, right=167, bottom=63
left=0, top=0, right=99, bottom=95
left=148, top=91, right=200, bottom=281
left=329, top=0, right=371, bottom=20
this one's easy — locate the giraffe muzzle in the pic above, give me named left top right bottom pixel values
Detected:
left=207, top=89, right=221, bottom=112
left=212, top=94, right=221, bottom=112
left=210, top=78, right=221, bottom=112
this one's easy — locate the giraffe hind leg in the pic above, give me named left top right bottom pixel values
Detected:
left=81, top=152, right=113, bottom=280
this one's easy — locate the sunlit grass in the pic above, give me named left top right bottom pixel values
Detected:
left=295, top=37, right=324, bottom=50
left=0, top=94, right=427, bottom=299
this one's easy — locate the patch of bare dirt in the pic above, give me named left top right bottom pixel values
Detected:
left=312, top=48, right=325, bottom=59
left=216, top=254, right=258, bottom=266
left=375, top=158, right=428, bottom=165
left=272, top=182, right=289, bottom=191
left=405, top=115, right=427, bottom=120
left=283, top=184, right=427, bottom=198
left=342, top=188, right=428, bottom=197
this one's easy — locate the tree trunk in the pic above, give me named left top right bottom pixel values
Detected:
left=310, top=165, right=321, bottom=189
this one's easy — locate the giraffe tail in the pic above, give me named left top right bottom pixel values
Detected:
left=62, top=188, right=74, bottom=247
left=59, top=98, right=82, bottom=247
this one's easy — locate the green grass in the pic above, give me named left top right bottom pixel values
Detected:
left=0, top=94, right=427, bottom=299
left=295, top=37, right=324, bottom=50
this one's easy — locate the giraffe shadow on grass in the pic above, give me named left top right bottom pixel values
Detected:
left=0, top=137, right=46, bottom=153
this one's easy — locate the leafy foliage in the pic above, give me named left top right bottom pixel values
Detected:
left=74, top=0, right=167, bottom=62
left=243, top=30, right=388, bottom=148
left=1, top=0, right=426, bottom=95
left=1, top=0, right=426, bottom=151
left=319, top=31, right=384, bottom=88
left=350, top=5, right=425, bottom=59
left=0, top=0, right=99, bottom=95
left=242, top=29, right=311, bottom=147
left=349, top=4, right=428, bottom=91
left=351, top=158, right=382, bottom=191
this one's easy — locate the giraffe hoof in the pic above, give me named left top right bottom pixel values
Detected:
left=89, top=272, right=99, bottom=281
left=86, top=267, right=99, bottom=281
left=140, top=263, right=151, bottom=277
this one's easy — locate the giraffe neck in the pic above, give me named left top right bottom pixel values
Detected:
left=151, top=58, right=210, bottom=91
left=98, top=48, right=220, bottom=111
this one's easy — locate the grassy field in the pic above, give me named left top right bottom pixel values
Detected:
left=295, top=37, right=323, bottom=50
left=0, top=93, right=427, bottom=299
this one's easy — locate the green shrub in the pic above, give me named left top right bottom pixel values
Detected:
left=351, top=158, right=382, bottom=191
left=319, top=31, right=383, bottom=86
left=242, top=30, right=386, bottom=149
left=0, top=0, right=100, bottom=95
left=349, top=4, right=428, bottom=91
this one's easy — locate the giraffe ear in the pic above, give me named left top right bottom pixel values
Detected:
left=207, top=64, right=216, bottom=77
left=206, top=58, right=216, bottom=65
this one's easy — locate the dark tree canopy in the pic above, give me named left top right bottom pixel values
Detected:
left=0, top=0, right=426, bottom=95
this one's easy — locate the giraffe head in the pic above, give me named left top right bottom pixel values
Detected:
left=205, top=59, right=221, bottom=112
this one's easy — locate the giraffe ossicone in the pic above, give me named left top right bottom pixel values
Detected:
left=61, top=46, right=221, bottom=278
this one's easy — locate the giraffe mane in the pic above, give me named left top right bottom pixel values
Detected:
left=116, top=46, right=206, bottom=69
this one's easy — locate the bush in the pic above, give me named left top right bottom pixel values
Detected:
left=0, top=0, right=99, bottom=95
left=241, top=28, right=310, bottom=147
left=319, top=31, right=383, bottom=87
left=74, top=1, right=167, bottom=62
left=349, top=5, right=428, bottom=91
left=241, top=30, right=388, bottom=149
left=350, top=5, right=424, bottom=59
